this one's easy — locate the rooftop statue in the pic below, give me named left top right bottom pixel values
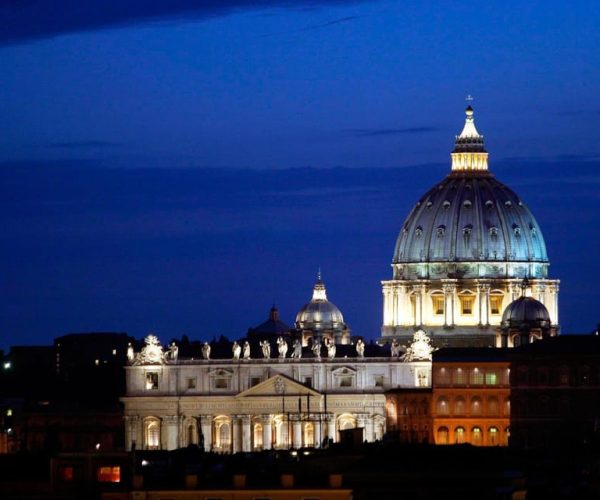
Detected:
left=291, top=339, right=302, bottom=359
left=277, top=337, right=288, bottom=358
left=232, top=341, right=241, bottom=360
left=243, top=341, right=251, bottom=359
left=312, top=339, right=322, bottom=360
left=202, top=342, right=211, bottom=360
left=326, top=338, right=336, bottom=360
left=260, top=340, right=271, bottom=359
left=356, top=339, right=365, bottom=358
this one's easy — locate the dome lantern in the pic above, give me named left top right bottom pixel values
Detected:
left=451, top=103, right=489, bottom=172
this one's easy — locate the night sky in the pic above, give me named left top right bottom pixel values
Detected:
left=1, top=1, right=599, bottom=348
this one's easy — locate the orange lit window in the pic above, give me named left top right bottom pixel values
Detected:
left=460, top=296, right=474, bottom=315
left=97, top=466, right=121, bottom=483
left=60, top=466, right=74, bottom=481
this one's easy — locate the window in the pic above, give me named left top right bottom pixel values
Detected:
left=471, top=397, right=482, bottom=415
left=437, top=427, right=449, bottom=444
left=339, top=376, right=353, bottom=387
left=490, top=294, right=503, bottom=315
left=432, top=294, right=445, bottom=315
left=145, top=420, right=160, bottom=449
left=59, top=466, right=74, bottom=482
left=460, top=295, right=474, bottom=315
left=453, top=368, right=467, bottom=385
left=374, top=375, right=384, bottom=387
left=488, top=397, right=499, bottom=415
left=489, top=427, right=499, bottom=446
left=455, top=427, right=465, bottom=444
left=485, top=372, right=498, bottom=385
left=214, top=377, right=230, bottom=390
left=304, top=376, right=313, bottom=388
left=436, top=368, right=450, bottom=386
left=454, top=398, right=465, bottom=415
left=470, top=369, right=484, bottom=385
left=187, top=377, right=196, bottom=389
left=304, top=423, right=314, bottom=447
left=97, top=466, right=121, bottom=483
left=437, top=398, right=449, bottom=415
left=472, top=427, right=482, bottom=445
left=253, top=424, right=263, bottom=450
left=250, top=377, right=261, bottom=387
left=145, top=372, right=158, bottom=390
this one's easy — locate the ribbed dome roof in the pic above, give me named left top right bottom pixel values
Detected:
left=296, top=274, right=345, bottom=330
left=501, top=296, right=551, bottom=328
left=393, top=106, right=548, bottom=275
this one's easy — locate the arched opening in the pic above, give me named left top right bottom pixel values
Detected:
left=471, top=427, right=482, bottom=445
left=213, top=416, right=231, bottom=452
left=304, top=423, right=314, bottom=448
left=437, top=398, right=449, bottom=415
left=455, top=427, right=466, bottom=444
left=144, top=418, right=160, bottom=450
left=489, top=426, right=499, bottom=446
left=454, top=397, right=465, bottom=415
left=253, top=423, right=263, bottom=451
left=471, top=397, right=482, bottom=415
left=437, top=427, right=449, bottom=445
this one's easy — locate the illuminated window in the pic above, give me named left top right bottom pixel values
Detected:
left=490, top=294, right=503, bottom=315
left=253, top=424, right=263, bottom=450
left=472, top=427, right=482, bottom=445
left=304, top=423, right=314, bottom=447
left=436, top=368, right=450, bottom=385
left=6, top=409, right=12, bottom=417
left=59, top=466, right=74, bottom=482
left=485, top=372, right=498, bottom=385
left=489, top=427, right=499, bottom=446
left=455, top=427, right=465, bottom=444
left=374, top=375, right=384, bottom=387
left=437, top=398, right=449, bottom=415
left=145, top=420, right=160, bottom=449
left=453, top=368, right=467, bottom=385
left=471, top=397, right=482, bottom=415
left=145, top=372, right=159, bottom=390
left=97, top=466, right=121, bottom=483
left=470, top=369, right=484, bottom=385
left=431, top=295, right=445, bottom=315
left=460, top=295, right=474, bottom=315
left=187, top=378, right=196, bottom=389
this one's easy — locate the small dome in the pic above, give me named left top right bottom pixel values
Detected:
left=502, top=296, right=551, bottom=328
left=296, top=274, right=345, bottom=330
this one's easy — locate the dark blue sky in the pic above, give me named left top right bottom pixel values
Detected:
left=1, top=1, right=599, bottom=347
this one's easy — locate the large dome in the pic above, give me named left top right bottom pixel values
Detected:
left=392, top=106, right=549, bottom=280
left=296, top=275, right=345, bottom=330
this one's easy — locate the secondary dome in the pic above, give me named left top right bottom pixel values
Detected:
left=392, top=105, right=549, bottom=280
left=501, top=296, right=551, bottom=328
left=296, top=273, right=345, bottom=330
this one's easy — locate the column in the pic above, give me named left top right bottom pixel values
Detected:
left=241, top=415, right=251, bottom=453
left=326, top=416, right=336, bottom=443
left=443, top=281, right=456, bottom=327
left=163, top=416, right=180, bottom=451
left=550, top=282, right=559, bottom=325
left=364, top=417, right=374, bottom=443
left=124, top=415, right=139, bottom=451
left=262, top=415, right=273, bottom=450
left=356, top=415, right=366, bottom=442
left=477, top=283, right=490, bottom=326
left=232, top=416, right=241, bottom=454
left=292, top=418, right=302, bottom=449
left=199, top=415, right=212, bottom=452
left=314, top=420, right=322, bottom=448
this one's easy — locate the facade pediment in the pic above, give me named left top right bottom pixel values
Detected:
left=235, top=374, right=321, bottom=398
left=331, top=366, right=357, bottom=376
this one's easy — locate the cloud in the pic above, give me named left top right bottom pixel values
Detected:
left=343, top=126, right=438, bottom=137
left=45, top=141, right=125, bottom=150
left=0, top=1, right=368, bottom=46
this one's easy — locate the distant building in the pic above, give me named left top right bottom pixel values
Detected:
left=431, top=348, right=511, bottom=446
left=510, top=335, right=600, bottom=449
